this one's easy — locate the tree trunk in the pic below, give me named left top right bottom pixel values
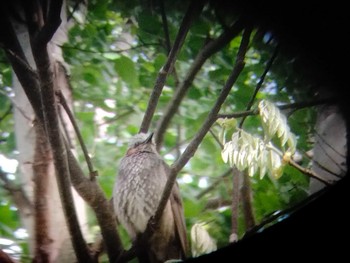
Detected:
left=12, top=2, right=88, bottom=262
left=309, top=88, right=347, bottom=194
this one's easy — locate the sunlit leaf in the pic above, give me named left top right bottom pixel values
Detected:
left=258, top=99, right=297, bottom=153
left=191, top=223, right=217, bottom=257
left=216, top=117, right=237, bottom=130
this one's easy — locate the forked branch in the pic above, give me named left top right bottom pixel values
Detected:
left=139, top=0, right=206, bottom=133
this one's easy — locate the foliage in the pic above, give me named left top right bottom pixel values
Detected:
left=219, top=99, right=297, bottom=179
left=0, top=0, right=321, bottom=260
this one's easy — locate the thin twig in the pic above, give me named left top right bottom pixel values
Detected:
left=239, top=43, right=279, bottom=127
left=0, top=105, right=12, bottom=123
left=217, top=98, right=337, bottom=120
left=160, top=0, right=171, bottom=54
left=60, top=42, right=163, bottom=54
left=0, top=90, right=33, bottom=122
left=209, top=128, right=223, bottom=148
left=235, top=39, right=279, bottom=236
left=0, top=169, right=33, bottom=214
left=288, top=159, right=332, bottom=186
left=155, top=17, right=247, bottom=149
left=159, top=0, right=180, bottom=86
left=139, top=0, right=206, bottom=133
left=56, top=90, right=98, bottom=180
left=3, top=47, right=37, bottom=76
left=196, top=169, right=232, bottom=199
left=268, top=145, right=332, bottom=185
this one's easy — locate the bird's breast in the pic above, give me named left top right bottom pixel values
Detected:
left=113, top=152, right=166, bottom=235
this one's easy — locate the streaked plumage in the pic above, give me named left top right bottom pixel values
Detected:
left=113, top=133, right=188, bottom=263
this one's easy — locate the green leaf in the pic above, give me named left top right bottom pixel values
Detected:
left=114, top=56, right=139, bottom=88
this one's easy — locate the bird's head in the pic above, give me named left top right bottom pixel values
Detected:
left=126, top=132, right=156, bottom=155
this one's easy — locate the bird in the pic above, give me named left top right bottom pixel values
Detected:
left=113, top=132, right=188, bottom=263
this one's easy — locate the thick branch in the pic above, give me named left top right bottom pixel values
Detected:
left=0, top=250, right=17, bottom=263
left=21, top=0, right=44, bottom=40
left=66, top=148, right=124, bottom=262
left=22, top=3, right=91, bottom=258
left=35, top=0, right=63, bottom=47
left=155, top=17, right=247, bottom=148
left=23, top=0, right=63, bottom=48
left=33, top=47, right=92, bottom=262
left=139, top=0, right=205, bottom=133
left=1, top=4, right=124, bottom=262
left=150, top=27, right=252, bottom=233
left=33, top=121, right=52, bottom=262
left=240, top=171, right=255, bottom=230
left=0, top=6, right=43, bottom=121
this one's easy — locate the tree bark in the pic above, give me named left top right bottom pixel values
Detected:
left=309, top=100, right=347, bottom=193
left=11, top=2, right=89, bottom=262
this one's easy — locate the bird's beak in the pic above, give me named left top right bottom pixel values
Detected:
left=144, top=132, right=154, bottom=144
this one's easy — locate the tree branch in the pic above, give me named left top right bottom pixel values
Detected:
left=240, top=171, right=256, bottom=230
left=0, top=169, right=33, bottom=218
left=22, top=0, right=44, bottom=40
left=230, top=168, right=240, bottom=243
left=33, top=45, right=93, bottom=262
left=34, top=0, right=63, bottom=48
left=0, top=249, right=17, bottom=263
left=1, top=3, right=124, bottom=262
left=204, top=198, right=232, bottom=209
left=66, top=148, right=124, bottom=262
left=6, top=2, right=93, bottom=260
left=159, top=0, right=180, bottom=87
left=288, top=159, right=332, bottom=186
left=149, top=27, right=252, bottom=236
left=234, top=41, right=279, bottom=237
left=154, top=17, right=247, bottom=149
left=32, top=121, right=52, bottom=262
left=139, top=0, right=206, bottom=133
left=160, top=0, right=171, bottom=54
left=217, top=97, right=337, bottom=120
left=196, top=169, right=231, bottom=199
left=61, top=42, right=163, bottom=54
left=239, top=43, right=279, bottom=127
left=0, top=105, right=12, bottom=123
left=0, top=10, right=43, bottom=122
left=56, top=90, right=98, bottom=180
